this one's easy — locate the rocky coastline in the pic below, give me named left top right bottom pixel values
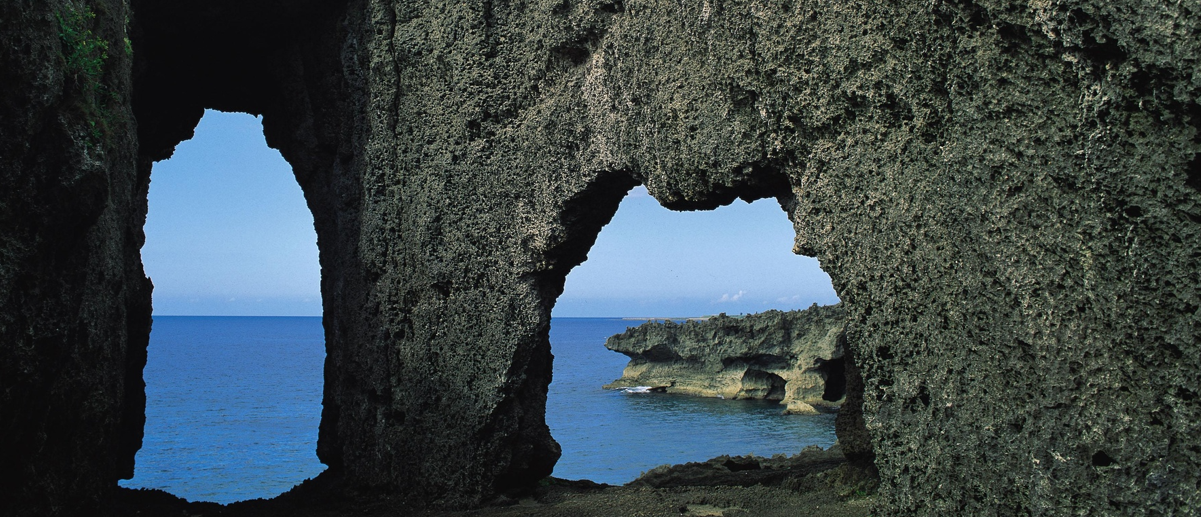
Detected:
left=110, top=445, right=875, bottom=517
left=604, top=305, right=847, bottom=415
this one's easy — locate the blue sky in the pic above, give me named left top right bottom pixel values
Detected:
left=144, top=110, right=838, bottom=317
left=555, top=188, right=839, bottom=317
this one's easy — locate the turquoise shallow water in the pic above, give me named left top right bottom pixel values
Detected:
left=120, top=316, right=836, bottom=503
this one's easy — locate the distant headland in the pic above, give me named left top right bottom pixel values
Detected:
left=605, top=304, right=847, bottom=415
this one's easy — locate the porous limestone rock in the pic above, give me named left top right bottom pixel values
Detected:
left=0, top=1, right=147, bottom=515
left=1, top=0, right=1197, bottom=514
left=604, top=305, right=847, bottom=415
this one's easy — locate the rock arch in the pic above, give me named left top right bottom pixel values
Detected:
left=1, top=0, right=1198, bottom=515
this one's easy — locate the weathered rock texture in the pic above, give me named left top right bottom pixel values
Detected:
left=627, top=445, right=850, bottom=490
left=604, top=305, right=847, bottom=414
left=1, top=0, right=1198, bottom=514
left=1, top=0, right=148, bottom=515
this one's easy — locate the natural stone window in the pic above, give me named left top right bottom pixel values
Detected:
left=548, top=184, right=842, bottom=483
left=119, top=111, right=324, bottom=503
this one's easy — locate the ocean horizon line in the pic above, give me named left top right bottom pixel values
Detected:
left=150, top=314, right=707, bottom=319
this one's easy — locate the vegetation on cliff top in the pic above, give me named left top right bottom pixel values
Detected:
left=56, top=2, right=119, bottom=144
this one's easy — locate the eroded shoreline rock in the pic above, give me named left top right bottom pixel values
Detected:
left=604, top=305, right=846, bottom=415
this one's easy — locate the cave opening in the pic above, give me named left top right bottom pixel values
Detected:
left=546, top=184, right=843, bottom=484
left=816, top=357, right=848, bottom=402
left=739, top=369, right=788, bottom=401
left=118, top=110, right=326, bottom=504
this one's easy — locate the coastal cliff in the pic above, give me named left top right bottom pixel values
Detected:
left=605, top=305, right=847, bottom=415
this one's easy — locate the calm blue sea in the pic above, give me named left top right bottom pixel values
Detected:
left=119, top=316, right=836, bottom=504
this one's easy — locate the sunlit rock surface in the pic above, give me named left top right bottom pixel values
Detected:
left=604, top=305, right=847, bottom=415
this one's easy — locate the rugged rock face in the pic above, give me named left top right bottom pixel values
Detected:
left=604, top=305, right=847, bottom=415
left=585, top=2, right=1201, bottom=512
left=627, top=445, right=852, bottom=490
left=1, top=0, right=1198, bottom=514
left=0, top=1, right=148, bottom=514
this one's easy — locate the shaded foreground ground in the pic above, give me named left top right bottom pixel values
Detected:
left=115, top=447, right=876, bottom=517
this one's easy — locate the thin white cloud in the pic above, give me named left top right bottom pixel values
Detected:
left=716, top=290, right=746, bottom=303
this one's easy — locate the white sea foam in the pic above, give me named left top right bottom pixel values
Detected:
left=621, top=386, right=654, bottom=394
